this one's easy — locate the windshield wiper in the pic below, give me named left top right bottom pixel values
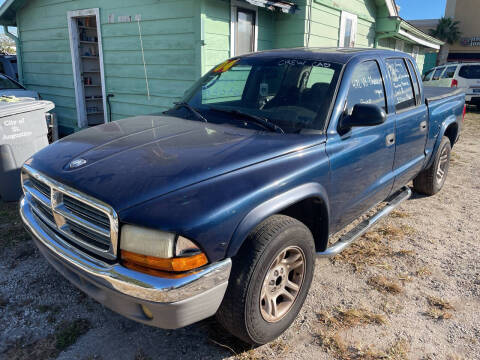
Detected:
left=208, top=107, right=284, bottom=134
left=173, top=102, right=208, bottom=123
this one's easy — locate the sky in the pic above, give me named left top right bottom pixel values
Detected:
left=397, top=0, right=447, bottom=20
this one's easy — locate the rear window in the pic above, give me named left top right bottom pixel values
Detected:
left=458, top=65, right=480, bottom=79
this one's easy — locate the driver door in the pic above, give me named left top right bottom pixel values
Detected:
left=326, top=60, right=396, bottom=232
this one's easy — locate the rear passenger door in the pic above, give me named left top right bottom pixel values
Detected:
left=385, top=58, right=428, bottom=192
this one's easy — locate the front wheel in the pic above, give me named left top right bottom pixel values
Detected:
left=413, top=136, right=451, bottom=196
left=216, top=215, right=315, bottom=345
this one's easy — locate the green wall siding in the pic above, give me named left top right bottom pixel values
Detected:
left=202, top=0, right=230, bottom=75
left=17, top=0, right=200, bottom=135
left=308, top=0, right=376, bottom=48
left=15, top=0, right=438, bottom=135
left=201, top=0, right=276, bottom=75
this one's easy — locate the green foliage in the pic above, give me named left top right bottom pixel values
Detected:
left=429, top=17, right=462, bottom=45
left=55, top=319, right=91, bottom=351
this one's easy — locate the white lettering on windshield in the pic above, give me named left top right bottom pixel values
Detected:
left=277, top=59, right=333, bottom=68
left=278, top=59, right=307, bottom=66
left=312, top=61, right=331, bottom=68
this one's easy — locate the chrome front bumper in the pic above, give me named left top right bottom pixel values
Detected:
left=20, top=196, right=231, bottom=329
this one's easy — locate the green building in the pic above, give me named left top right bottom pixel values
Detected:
left=0, top=0, right=442, bottom=136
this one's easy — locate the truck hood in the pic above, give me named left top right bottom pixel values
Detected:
left=29, top=115, right=324, bottom=211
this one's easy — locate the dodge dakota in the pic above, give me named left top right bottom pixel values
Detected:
left=19, top=48, right=465, bottom=345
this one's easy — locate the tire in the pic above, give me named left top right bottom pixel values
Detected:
left=413, top=136, right=451, bottom=196
left=216, top=215, right=315, bottom=345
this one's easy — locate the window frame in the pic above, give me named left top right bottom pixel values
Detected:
left=405, top=58, right=421, bottom=106
left=339, top=11, right=357, bottom=48
left=385, top=57, right=417, bottom=114
left=230, top=1, right=258, bottom=57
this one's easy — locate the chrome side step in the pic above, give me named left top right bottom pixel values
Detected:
left=316, top=186, right=412, bottom=258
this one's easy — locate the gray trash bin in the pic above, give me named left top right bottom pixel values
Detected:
left=0, top=98, right=54, bottom=201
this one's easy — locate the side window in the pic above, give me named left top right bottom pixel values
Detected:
left=442, top=66, right=457, bottom=79
left=386, top=58, right=416, bottom=111
left=432, top=67, right=445, bottom=80
left=346, top=61, right=386, bottom=114
left=423, top=68, right=434, bottom=81
left=406, top=59, right=421, bottom=105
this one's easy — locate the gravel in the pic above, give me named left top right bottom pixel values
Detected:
left=1, top=111, right=479, bottom=360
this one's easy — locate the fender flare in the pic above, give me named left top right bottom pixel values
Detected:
left=226, top=182, right=330, bottom=258
left=426, top=116, right=458, bottom=169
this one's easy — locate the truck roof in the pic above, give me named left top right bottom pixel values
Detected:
left=240, top=47, right=409, bottom=64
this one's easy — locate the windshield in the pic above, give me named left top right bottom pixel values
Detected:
left=0, top=75, right=23, bottom=90
left=173, top=57, right=343, bottom=133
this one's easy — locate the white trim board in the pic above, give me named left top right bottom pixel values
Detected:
left=398, top=29, right=441, bottom=50
left=67, top=8, right=108, bottom=128
left=338, top=11, right=357, bottom=47
left=230, top=0, right=258, bottom=57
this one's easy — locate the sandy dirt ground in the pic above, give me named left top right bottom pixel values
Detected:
left=0, top=111, right=479, bottom=360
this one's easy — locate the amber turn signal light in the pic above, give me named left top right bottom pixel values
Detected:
left=121, top=250, right=208, bottom=273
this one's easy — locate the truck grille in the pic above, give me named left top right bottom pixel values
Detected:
left=21, top=165, right=118, bottom=260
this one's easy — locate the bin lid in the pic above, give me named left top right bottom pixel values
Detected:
left=0, top=97, right=55, bottom=118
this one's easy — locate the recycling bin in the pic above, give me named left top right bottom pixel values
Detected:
left=0, top=98, right=54, bottom=201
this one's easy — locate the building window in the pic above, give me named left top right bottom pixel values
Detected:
left=412, top=45, right=419, bottom=60
left=339, top=11, right=357, bottom=47
left=231, top=1, right=258, bottom=57
left=395, top=39, right=404, bottom=52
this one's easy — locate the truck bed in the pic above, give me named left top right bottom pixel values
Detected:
left=424, top=86, right=465, bottom=104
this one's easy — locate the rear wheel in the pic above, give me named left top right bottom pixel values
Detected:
left=216, top=215, right=315, bottom=345
left=413, top=136, right=451, bottom=196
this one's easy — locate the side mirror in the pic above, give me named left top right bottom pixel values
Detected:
left=339, top=103, right=386, bottom=132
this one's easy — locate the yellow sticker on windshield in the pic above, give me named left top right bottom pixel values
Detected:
left=213, top=59, right=239, bottom=73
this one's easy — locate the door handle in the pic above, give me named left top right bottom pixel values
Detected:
left=420, top=121, right=427, bottom=132
left=386, top=133, right=395, bottom=147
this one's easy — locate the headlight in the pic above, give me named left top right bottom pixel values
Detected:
left=120, top=225, right=208, bottom=276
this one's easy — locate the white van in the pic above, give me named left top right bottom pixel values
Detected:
left=423, top=63, right=480, bottom=107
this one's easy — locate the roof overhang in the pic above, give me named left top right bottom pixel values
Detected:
left=242, top=0, right=297, bottom=13
left=0, top=0, right=29, bottom=26
left=376, top=12, right=444, bottom=50
left=398, top=18, right=443, bottom=49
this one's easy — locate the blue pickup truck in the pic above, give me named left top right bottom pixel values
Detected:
left=19, top=48, right=465, bottom=345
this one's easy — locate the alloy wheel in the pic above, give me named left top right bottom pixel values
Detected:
left=260, top=246, right=305, bottom=323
